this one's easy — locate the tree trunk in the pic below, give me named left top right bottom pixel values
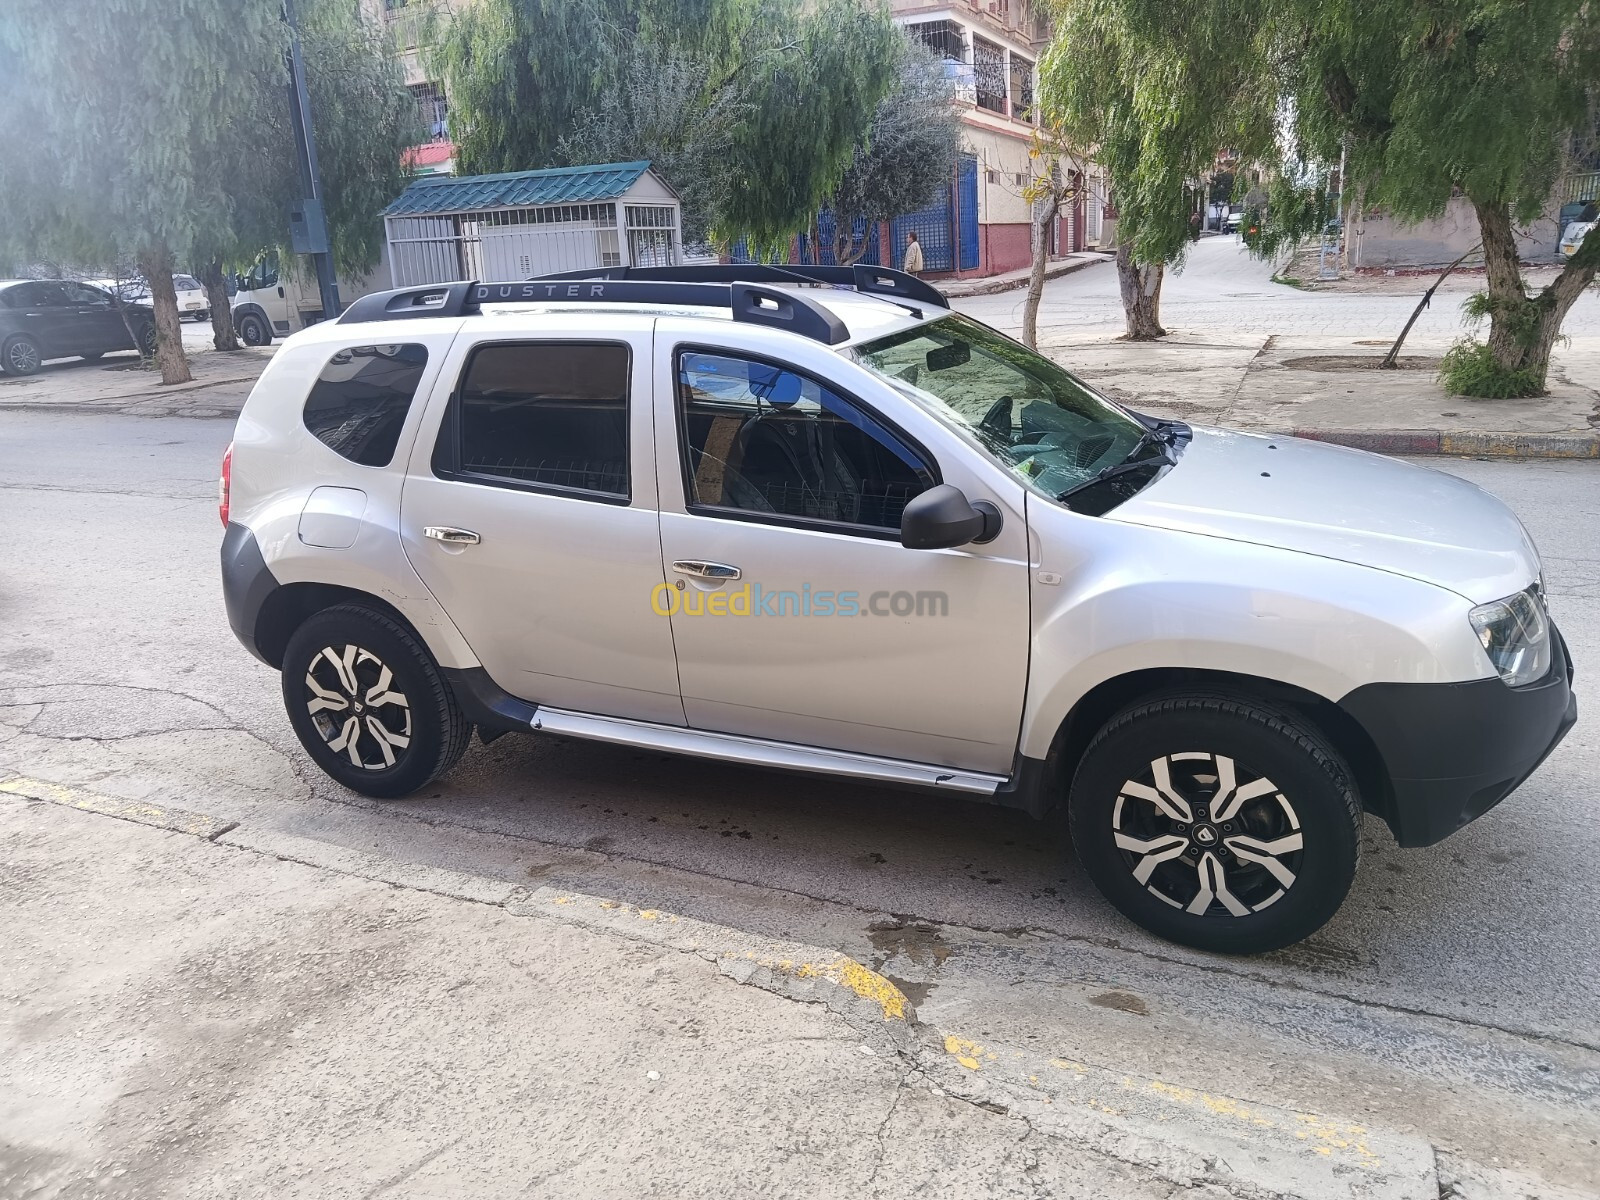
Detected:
left=204, top=259, right=239, bottom=352
left=1115, top=244, right=1165, bottom=340
left=1022, top=194, right=1055, bottom=349
left=1471, top=198, right=1597, bottom=392
left=135, top=245, right=192, bottom=385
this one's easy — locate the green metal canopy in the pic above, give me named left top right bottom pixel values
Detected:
left=384, top=161, right=654, bottom=216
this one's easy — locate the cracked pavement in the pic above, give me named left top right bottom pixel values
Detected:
left=1, top=352, right=1598, bottom=1196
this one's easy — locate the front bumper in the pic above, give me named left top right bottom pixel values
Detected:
left=1339, top=626, right=1576, bottom=847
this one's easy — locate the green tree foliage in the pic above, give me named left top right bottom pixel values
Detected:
left=432, top=0, right=904, bottom=249
left=821, top=39, right=962, bottom=265
left=1095, top=0, right=1600, bottom=395
left=1039, top=0, right=1277, bottom=338
left=557, top=46, right=751, bottom=244
left=0, top=0, right=415, bottom=377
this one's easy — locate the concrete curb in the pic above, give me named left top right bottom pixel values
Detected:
left=1283, top=427, right=1600, bottom=459
left=935, top=254, right=1111, bottom=299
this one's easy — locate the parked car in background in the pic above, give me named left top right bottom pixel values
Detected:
left=0, top=279, right=157, bottom=375
left=89, top=274, right=210, bottom=321
left=1559, top=220, right=1595, bottom=260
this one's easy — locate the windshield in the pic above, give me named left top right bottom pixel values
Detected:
left=851, top=312, right=1154, bottom=500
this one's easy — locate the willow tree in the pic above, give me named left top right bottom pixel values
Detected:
left=0, top=0, right=415, bottom=376
left=0, top=0, right=284, bottom=381
left=208, top=0, right=416, bottom=349
left=1263, top=0, right=1600, bottom=397
left=819, top=38, right=961, bottom=266
left=431, top=0, right=904, bottom=251
left=1039, top=0, right=1274, bottom=339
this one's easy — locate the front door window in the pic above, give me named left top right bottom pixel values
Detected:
left=677, top=350, right=933, bottom=534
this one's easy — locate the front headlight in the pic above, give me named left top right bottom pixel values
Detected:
left=1469, top=586, right=1551, bottom=687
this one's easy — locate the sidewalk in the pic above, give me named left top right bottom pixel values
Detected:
left=0, top=344, right=273, bottom=418
left=1031, top=329, right=1600, bottom=458
left=6, top=288, right=1595, bottom=458
left=932, top=250, right=1112, bottom=299
left=0, top=777, right=1448, bottom=1200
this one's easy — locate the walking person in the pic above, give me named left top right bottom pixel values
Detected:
left=902, top=231, right=924, bottom=277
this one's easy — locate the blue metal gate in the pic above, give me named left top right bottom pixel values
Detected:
left=956, top=155, right=979, bottom=270
left=889, top=155, right=978, bottom=273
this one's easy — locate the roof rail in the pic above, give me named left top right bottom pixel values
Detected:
left=533, top=262, right=950, bottom=312
left=337, top=277, right=851, bottom=345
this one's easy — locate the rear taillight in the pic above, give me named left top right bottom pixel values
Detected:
left=219, top=442, right=233, bottom=528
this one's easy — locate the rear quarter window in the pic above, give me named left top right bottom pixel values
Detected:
left=303, top=343, right=429, bottom=467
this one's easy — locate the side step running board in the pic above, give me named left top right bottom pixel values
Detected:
left=530, top=707, right=1006, bottom=796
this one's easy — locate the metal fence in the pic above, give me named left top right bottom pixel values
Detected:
left=1561, top=171, right=1600, bottom=205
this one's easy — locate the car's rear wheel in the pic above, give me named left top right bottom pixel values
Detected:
left=2, top=334, right=42, bottom=376
left=281, top=605, right=472, bottom=798
left=1068, top=694, right=1361, bottom=955
left=237, top=312, right=272, bottom=346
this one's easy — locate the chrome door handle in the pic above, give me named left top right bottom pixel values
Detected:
left=671, top=559, right=741, bottom=580
left=423, top=526, right=481, bottom=546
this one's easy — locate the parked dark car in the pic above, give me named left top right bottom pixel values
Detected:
left=0, top=279, right=158, bottom=377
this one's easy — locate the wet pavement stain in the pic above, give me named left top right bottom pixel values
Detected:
left=1088, top=989, right=1148, bottom=1016
left=866, top=918, right=953, bottom=969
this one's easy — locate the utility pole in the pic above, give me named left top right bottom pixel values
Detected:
left=283, top=0, right=341, bottom=321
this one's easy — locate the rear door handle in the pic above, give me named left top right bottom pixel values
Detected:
left=671, top=559, right=740, bottom=580
left=423, top=526, right=480, bottom=546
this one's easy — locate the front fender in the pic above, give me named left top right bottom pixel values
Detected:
left=1018, top=502, right=1491, bottom=760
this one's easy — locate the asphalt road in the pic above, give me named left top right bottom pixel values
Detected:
left=3, top=407, right=1598, bottom=1186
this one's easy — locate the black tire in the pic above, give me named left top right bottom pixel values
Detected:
left=1068, top=694, right=1361, bottom=955
left=2, top=334, right=42, bottom=376
left=237, top=312, right=272, bottom=346
left=135, top=323, right=157, bottom=358
left=281, top=605, right=472, bottom=799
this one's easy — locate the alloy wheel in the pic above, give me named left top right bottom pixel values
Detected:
left=1112, top=751, right=1304, bottom=917
left=7, top=339, right=40, bottom=374
left=303, top=644, right=413, bottom=770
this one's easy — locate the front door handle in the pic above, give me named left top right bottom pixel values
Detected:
left=671, top=559, right=741, bottom=580
left=424, top=526, right=481, bottom=546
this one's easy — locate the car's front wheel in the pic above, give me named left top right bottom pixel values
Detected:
left=2, top=334, right=43, bottom=376
left=281, top=605, right=472, bottom=798
left=1069, top=694, right=1361, bottom=954
left=135, top=323, right=157, bottom=358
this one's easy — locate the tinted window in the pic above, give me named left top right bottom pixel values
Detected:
left=5, top=282, right=67, bottom=307
left=61, top=282, right=112, bottom=305
left=677, top=351, right=931, bottom=530
left=303, top=344, right=429, bottom=467
left=446, top=342, right=630, bottom=499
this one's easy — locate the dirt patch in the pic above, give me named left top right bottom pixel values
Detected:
left=1281, top=354, right=1441, bottom=373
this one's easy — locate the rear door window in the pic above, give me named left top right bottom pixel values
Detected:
left=433, top=342, right=631, bottom=501
left=303, top=343, right=430, bottom=467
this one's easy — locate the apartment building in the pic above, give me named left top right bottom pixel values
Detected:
left=891, top=0, right=1107, bottom=274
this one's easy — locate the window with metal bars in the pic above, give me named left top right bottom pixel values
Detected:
left=905, top=19, right=965, bottom=61
left=972, top=37, right=1006, bottom=115
left=1009, top=56, right=1034, bottom=122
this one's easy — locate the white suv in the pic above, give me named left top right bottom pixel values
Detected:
left=220, top=265, right=1575, bottom=953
